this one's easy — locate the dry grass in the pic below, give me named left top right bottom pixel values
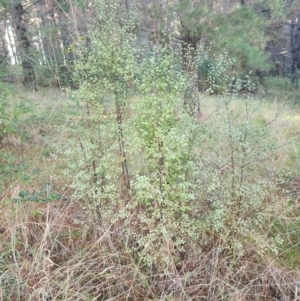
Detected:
left=1, top=88, right=300, bottom=300
left=1, top=200, right=300, bottom=300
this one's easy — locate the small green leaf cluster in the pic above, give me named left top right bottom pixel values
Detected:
left=199, top=51, right=236, bottom=94
left=16, top=189, right=61, bottom=203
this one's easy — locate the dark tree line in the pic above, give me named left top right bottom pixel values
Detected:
left=0, top=0, right=299, bottom=90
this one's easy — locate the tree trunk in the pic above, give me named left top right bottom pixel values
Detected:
left=57, top=6, right=75, bottom=88
left=6, top=22, right=19, bottom=64
left=0, top=40, right=8, bottom=64
left=12, top=3, right=36, bottom=90
left=0, top=24, right=8, bottom=65
left=181, top=37, right=201, bottom=116
left=38, top=0, right=54, bottom=64
left=291, top=13, right=300, bottom=88
left=38, top=0, right=65, bottom=87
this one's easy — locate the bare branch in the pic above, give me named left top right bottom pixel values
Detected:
left=23, top=0, right=43, bottom=13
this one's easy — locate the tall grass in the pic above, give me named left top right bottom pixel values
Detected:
left=1, top=86, right=300, bottom=300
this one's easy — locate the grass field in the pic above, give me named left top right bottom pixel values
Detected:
left=1, top=85, right=300, bottom=300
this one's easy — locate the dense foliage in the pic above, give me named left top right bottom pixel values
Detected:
left=1, top=0, right=300, bottom=300
left=0, top=0, right=299, bottom=89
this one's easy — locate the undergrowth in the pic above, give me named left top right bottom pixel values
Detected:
left=1, top=84, right=300, bottom=300
left=1, top=1, right=300, bottom=300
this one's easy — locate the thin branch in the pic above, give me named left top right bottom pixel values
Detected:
left=23, top=0, right=43, bottom=13
left=0, top=39, right=8, bottom=64
left=0, top=54, right=7, bottom=64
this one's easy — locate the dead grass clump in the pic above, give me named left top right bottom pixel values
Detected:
left=1, top=196, right=300, bottom=300
left=0, top=135, right=23, bottom=149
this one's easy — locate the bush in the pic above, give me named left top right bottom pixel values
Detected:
left=57, top=1, right=300, bottom=299
left=0, top=83, right=31, bottom=145
left=63, top=7, right=289, bottom=267
left=264, top=76, right=292, bottom=91
left=0, top=81, right=11, bottom=143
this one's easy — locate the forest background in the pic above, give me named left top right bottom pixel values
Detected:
left=1, top=0, right=300, bottom=300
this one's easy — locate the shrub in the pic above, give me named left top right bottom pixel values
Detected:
left=0, top=83, right=31, bottom=145
left=59, top=1, right=299, bottom=298
left=64, top=29, right=288, bottom=270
